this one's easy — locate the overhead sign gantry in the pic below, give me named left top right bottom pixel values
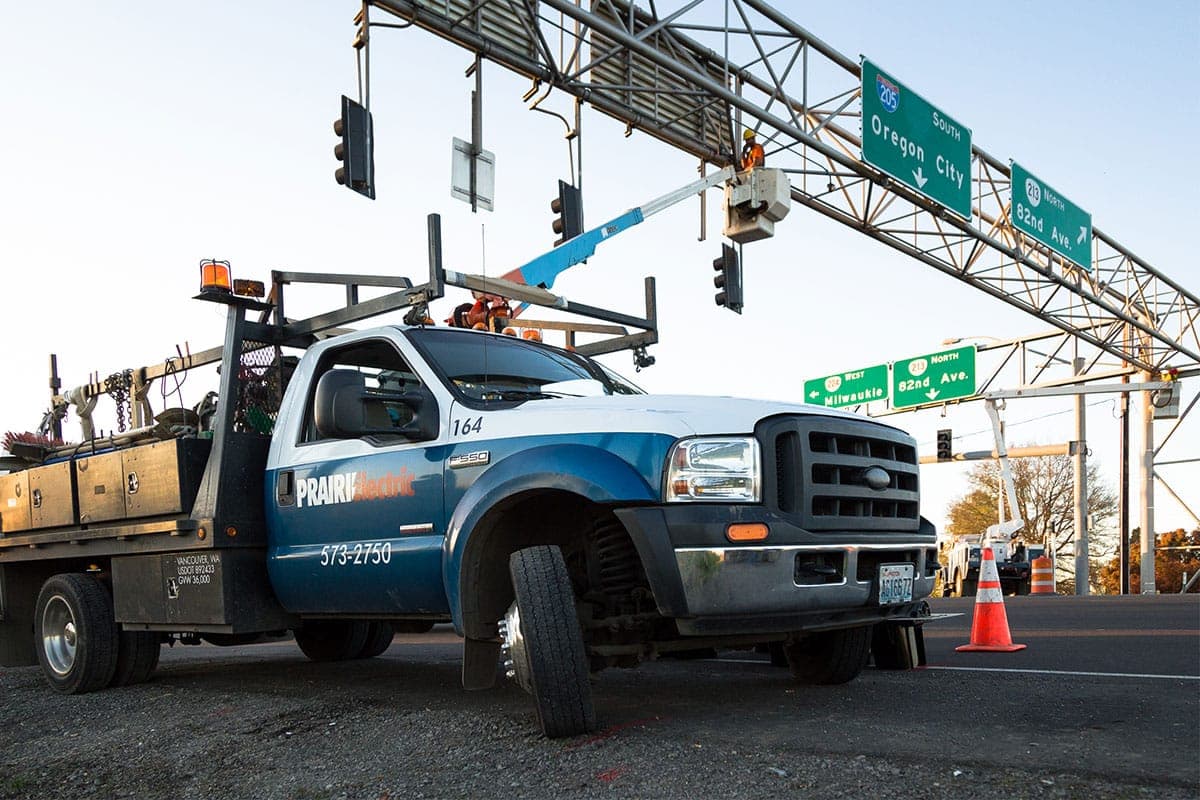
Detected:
left=366, top=0, right=1197, bottom=378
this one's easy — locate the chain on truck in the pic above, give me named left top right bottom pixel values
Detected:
left=0, top=207, right=941, bottom=739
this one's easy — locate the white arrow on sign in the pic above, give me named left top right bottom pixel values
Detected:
left=1077, top=226, right=1087, bottom=244
left=925, top=388, right=940, bottom=400
left=809, top=390, right=819, bottom=398
left=913, top=167, right=928, bottom=188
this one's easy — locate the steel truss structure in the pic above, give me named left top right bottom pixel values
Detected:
left=372, top=0, right=1197, bottom=376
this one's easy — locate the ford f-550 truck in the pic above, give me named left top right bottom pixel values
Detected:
left=0, top=224, right=938, bottom=737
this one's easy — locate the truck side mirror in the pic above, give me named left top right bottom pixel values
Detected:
left=314, top=369, right=439, bottom=442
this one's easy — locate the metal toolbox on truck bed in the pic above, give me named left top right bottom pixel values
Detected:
left=76, top=451, right=127, bottom=524
left=76, top=439, right=212, bottom=524
left=0, top=472, right=30, bottom=534
left=29, top=462, right=75, bottom=529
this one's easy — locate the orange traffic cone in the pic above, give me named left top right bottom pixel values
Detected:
left=955, top=546, right=1026, bottom=653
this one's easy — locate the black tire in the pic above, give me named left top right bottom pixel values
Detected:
left=111, top=630, right=161, bottom=687
left=509, top=545, right=596, bottom=738
left=34, top=574, right=119, bottom=694
left=357, top=622, right=394, bottom=658
left=963, top=579, right=978, bottom=597
left=390, top=620, right=435, bottom=634
left=784, top=625, right=872, bottom=685
left=768, top=641, right=789, bottom=667
left=294, top=621, right=370, bottom=662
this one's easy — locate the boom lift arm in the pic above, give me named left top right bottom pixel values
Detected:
left=499, top=165, right=738, bottom=290
left=984, top=398, right=1024, bottom=542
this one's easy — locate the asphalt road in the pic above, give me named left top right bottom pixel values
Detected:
left=1, top=594, right=1195, bottom=799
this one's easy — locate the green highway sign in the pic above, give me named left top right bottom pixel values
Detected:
left=1010, top=162, right=1092, bottom=270
left=892, top=346, right=976, bottom=409
left=804, top=364, right=889, bottom=408
left=861, top=58, right=973, bottom=220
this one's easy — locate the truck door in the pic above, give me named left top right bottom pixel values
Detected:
left=267, top=336, right=449, bottom=615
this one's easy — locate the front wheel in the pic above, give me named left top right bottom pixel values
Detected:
left=784, top=625, right=872, bottom=685
left=502, top=545, right=595, bottom=738
left=35, top=574, right=119, bottom=694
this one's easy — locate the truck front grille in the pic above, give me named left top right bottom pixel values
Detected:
left=759, top=415, right=920, bottom=533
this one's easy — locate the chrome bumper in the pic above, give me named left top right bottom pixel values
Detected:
left=674, top=543, right=937, bottom=617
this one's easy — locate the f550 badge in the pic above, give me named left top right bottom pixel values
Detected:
left=449, top=451, right=490, bottom=469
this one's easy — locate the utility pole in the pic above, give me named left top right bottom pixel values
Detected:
left=1072, top=357, right=1089, bottom=594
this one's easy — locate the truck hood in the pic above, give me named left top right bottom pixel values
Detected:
left=473, top=393, right=902, bottom=439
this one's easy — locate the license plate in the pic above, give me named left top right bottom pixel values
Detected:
left=878, top=563, right=914, bottom=605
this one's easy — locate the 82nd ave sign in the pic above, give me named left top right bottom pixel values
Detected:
left=1010, top=161, right=1092, bottom=270
left=861, top=58, right=973, bottom=220
left=892, top=346, right=977, bottom=409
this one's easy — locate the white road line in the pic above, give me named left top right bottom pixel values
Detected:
left=923, top=665, right=1199, bottom=681
left=706, top=659, right=1199, bottom=681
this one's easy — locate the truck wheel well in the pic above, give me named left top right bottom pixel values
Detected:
left=459, top=490, right=613, bottom=641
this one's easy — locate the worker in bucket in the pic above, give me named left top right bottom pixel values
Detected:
left=740, top=128, right=764, bottom=170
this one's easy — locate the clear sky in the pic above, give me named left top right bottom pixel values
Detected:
left=1, top=2, right=1196, bottom=545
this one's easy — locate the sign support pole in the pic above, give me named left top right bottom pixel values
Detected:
left=1139, top=372, right=1157, bottom=593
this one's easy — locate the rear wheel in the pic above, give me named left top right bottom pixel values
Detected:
left=111, top=630, right=161, bottom=687
left=357, top=622, right=394, bottom=658
left=784, top=625, right=872, bottom=685
left=295, top=621, right=370, bottom=662
left=963, top=578, right=978, bottom=597
left=34, top=574, right=119, bottom=694
left=503, top=545, right=595, bottom=738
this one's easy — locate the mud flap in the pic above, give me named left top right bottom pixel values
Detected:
left=871, top=622, right=926, bottom=670
left=462, top=637, right=501, bottom=690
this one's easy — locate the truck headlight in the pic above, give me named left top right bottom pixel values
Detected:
left=666, top=437, right=761, bottom=502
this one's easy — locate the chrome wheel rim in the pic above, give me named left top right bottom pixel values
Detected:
left=42, top=595, right=77, bottom=676
left=498, top=601, right=533, bottom=693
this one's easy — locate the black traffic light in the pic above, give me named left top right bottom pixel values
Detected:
left=936, top=429, right=953, bottom=462
left=551, top=180, right=583, bottom=245
left=713, top=243, right=742, bottom=313
left=334, top=95, right=375, bottom=199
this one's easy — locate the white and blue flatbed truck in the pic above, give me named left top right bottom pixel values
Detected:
left=0, top=217, right=938, bottom=737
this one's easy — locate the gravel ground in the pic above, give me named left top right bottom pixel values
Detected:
left=0, top=633, right=1193, bottom=800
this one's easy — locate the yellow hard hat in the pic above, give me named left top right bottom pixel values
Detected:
left=743, top=128, right=755, bottom=140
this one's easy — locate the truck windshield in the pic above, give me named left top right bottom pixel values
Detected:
left=406, top=328, right=643, bottom=402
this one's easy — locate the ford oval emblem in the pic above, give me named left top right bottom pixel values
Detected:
left=862, top=466, right=891, bottom=491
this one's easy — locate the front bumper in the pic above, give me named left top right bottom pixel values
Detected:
left=614, top=505, right=938, bottom=636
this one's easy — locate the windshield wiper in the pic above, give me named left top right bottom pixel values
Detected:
left=480, top=389, right=561, bottom=402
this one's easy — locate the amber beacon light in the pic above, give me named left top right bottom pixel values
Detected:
left=199, top=258, right=233, bottom=294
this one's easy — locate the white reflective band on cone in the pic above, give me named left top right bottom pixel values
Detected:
left=976, top=587, right=1004, bottom=604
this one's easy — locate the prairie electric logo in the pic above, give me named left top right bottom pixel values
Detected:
left=296, top=468, right=416, bottom=508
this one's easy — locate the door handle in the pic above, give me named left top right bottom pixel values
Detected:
left=277, top=470, right=295, bottom=506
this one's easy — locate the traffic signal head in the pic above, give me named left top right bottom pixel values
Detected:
left=713, top=243, right=742, bottom=313
left=333, top=95, right=375, bottom=199
left=551, top=180, right=583, bottom=245
left=936, top=429, right=953, bottom=462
